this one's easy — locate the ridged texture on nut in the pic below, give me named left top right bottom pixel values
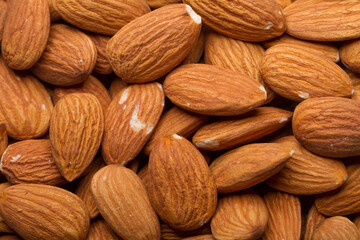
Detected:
left=0, top=183, right=12, bottom=234
left=211, top=191, right=268, bottom=240
left=1, top=0, right=50, bottom=70
left=86, top=218, right=120, bottom=240
left=0, top=139, right=67, bottom=186
left=0, top=123, right=7, bottom=156
left=50, top=93, right=104, bottom=182
left=52, top=0, right=150, bottom=35
left=148, top=135, right=217, bottom=231
left=109, top=78, right=127, bottom=99
left=31, top=24, right=97, bottom=86
left=0, top=57, right=53, bottom=140
left=293, top=97, right=360, bottom=158
left=87, top=34, right=112, bottom=75
left=143, top=106, right=208, bottom=155
left=91, top=165, right=161, bottom=240
left=164, top=64, right=267, bottom=116
left=261, top=44, right=353, bottom=102
left=160, top=222, right=212, bottom=240
left=48, top=0, right=61, bottom=22
left=284, top=0, right=360, bottom=41
left=262, top=191, right=301, bottom=240
left=340, top=39, right=360, bottom=73
left=107, top=4, right=201, bottom=83
left=312, top=216, right=360, bottom=240
left=303, top=204, right=326, bottom=240
left=274, top=0, right=291, bottom=9
left=183, top=0, right=285, bottom=41
left=101, top=82, right=164, bottom=165
left=0, top=0, right=7, bottom=43
left=193, top=107, right=292, bottom=151
left=0, top=184, right=90, bottom=240
left=182, top=27, right=205, bottom=65
left=210, top=143, right=291, bottom=193
left=267, top=136, right=348, bottom=195
left=182, top=235, right=215, bottom=240
left=146, top=0, right=181, bottom=9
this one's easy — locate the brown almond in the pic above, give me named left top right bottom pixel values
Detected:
left=312, top=216, right=360, bottom=240
left=0, top=123, right=7, bottom=156
left=87, top=34, right=113, bottom=75
left=182, top=27, right=206, bottom=65
left=0, top=0, right=7, bottom=43
left=0, top=183, right=12, bottom=234
left=109, top=78, right=127, bottom=99
left=0, top=236, right=21, bottom=240
left=48, top=0, right=61, bottom=22
left=340, top=39, right=360, bottom=73
left=353, top=89, right=360, bottom=102
left=274, top=0, right=292, bottom=9
left=146, top=0, right=181, bottom=9
left=86, top=218, right=120, bottom=240
left=304, top=204, right=326, bottom=240
left=182, top=235, right=214, bottom=240
left=160, top=222, right=212, bottom=240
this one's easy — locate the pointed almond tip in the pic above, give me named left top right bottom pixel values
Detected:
left=186, top=4, right=201, bottom=24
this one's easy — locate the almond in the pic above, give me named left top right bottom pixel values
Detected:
left=274, top=0, right=292, bottom=9
left=303, top=204, right=326, bottom=240
left=31, top=24, right=97, bottom=86
left=86, top=218, right=120, bottom=240
left=182, top=27, right=206, bottom=65
left=183, top=0, right=285, bottom=41
left=50, top=93, right=104, bottom=182
left=146, top=0, right=181, bottom=9
left=261, top=44, right=353, bottom=101
left=182, top=235, right=214, bottom=240
left=107, top=4, right=201, bottom=83
left=160, top=222, right=211, bottom=240
left=91, top=165, right=160, bottom=240
left=0, top=184, right=90, bottom=240
left=211, top=190, right=268, bottom=240
left=340, top=39, right=360, bottom=73
left=293, top=97, right=360, bottom=158
left=164, top=64, right=267, bottom=116
left=87, top=34, right=113, bottom=75
left=312, top=216, right=360, bottom=240
left=109, top=78, right=127, bottom=99
left=0, top=183, right=12, bottom=234
left=0, top=0, right=7, bottom=43
left=148, top=134, right=217, bottom=231
left=101, top=82, right=164, bottom=165
left=353, top=89, right=360, bottom=102
left=52, top=0, right=150, bottom=35
left=0, top=57, right=53, bottom=140
left=1, top=0, right=50, bottom=70
left=48, top=0, right=61, bottom=22
left=353, top=213, right=360, bottom=231
left=0, top=236, right=21, bottom=240
left=266, top=136, right=348, bottom=195
left=193, top=107, right=292, bottom=151
left=0, top=123, right=7, bottom=156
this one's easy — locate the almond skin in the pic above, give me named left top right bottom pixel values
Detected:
left=91, top=165, right=161, bottom=240
left=1, top=0, right=50, bottom=70
left=312, top=216, right=360, bottom=240
left=182, top=27, right=206, bottom=65
left=50, top=93, right=104, bottom=182
left=183, top=0, right=285, bottom=41
left=87, top=34, right=113, bottom=75
left=31, top=24, right=97, bottom=86
left=109, top=78, right=127, bottom=99
left=148, top=135, right=217, bottom=231
left=0, top=184, right=90, bottom=240
left=293, top=97, right=360, bottom=158
left=86, top=218, right=120, bottom=240
left=274, top=0, right=292, bottom=9
left=340, top=39, right=360, bottom=73
left=0, top=0, right=8, bottom=43
left=0, top=122, right=7, bottom=156
left=160, top=222, right=212, bottom=240
left=48, top=0, right=61, bottom=22
left=107, top=4, right=201, bottom=83
left=164, top=64, right=267, bottom=116
left=0, top=183, right=12, bottom=234
left=146, top=0, right=181, bottom=9
left=182, top=235, right=215, bottom=240
left=211, top=191, right=268, bottom=240
left=304, top=204, right=326, bottom=240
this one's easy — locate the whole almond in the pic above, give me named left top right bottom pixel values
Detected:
left=50, top=93, right=104, bottom=182
left=293, top=97, right=360, bottom=158
left=107, top=4, right=201, bottom=83
left=353, top=89, right=360, bottom=102
left=87, top=34, right=113, bottom=75
left=274, top=0, right=292, bottom=9
left=353, top=213, right=360, bottom=231
left=183, top=235, right=214, bottom=240
left=1, top=0, right=50, bottom=70
left=148, top=134, right=217, bottom=231
left=0, top=236, right=21, bottom=240
left=0, top=123, right=7, bottom=156
left=312, top=216, right=360, bottom=240
left=0, top=0, right=7, bottom=43
left=86, top=218, right=120, bottom=240
left=91, top=165, right=160, bottom=240
left=31, top=24, right=97, bottom=86
left=0, top=183, right=12, bottom=234
left=164, top=64, right=267, bottom=116
left=304, top=204, right=326, bottom=240
left=160, top=222, right=212, bottom=240
left=340, top=39, right=360, bottom=73
left=146, top=0, right=181, bottom=9
left=109, top=78, right=127, bottom=99
left=48, top=0, right=61, bottom=22
left=0, top=184, right=90, bottom=240
left=182, top=27, right=206, bottom=65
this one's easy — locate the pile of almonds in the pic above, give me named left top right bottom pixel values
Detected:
left=1, top=0, right=360, bottom=239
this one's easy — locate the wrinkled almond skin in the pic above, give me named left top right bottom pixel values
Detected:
left=267, top=136, right=348, bottom=195
left=210, top=143, right=291, bottom=193
left=0, top=183, right=12, bottom=234
left=50, top=93, right=104, bottom=182
left=86, top=218, right=120, bottom=240
left=160, top=222, right=212, bottom=240
left=48, top=0, right=61, bottom=22
left=304, top=204, right=326, bottom=240
left=87, top=34, right=113, bottom=75
left=274, top=0, right=292, bottom=9
left=31, top=24, right=97, bottom=86
left=0, top=184, right=90, bottom=240
left=146, top=0, right=181, bottom=9
left=1, top=0, right=50, bottom=70
left=0, top=139, right=67, bottom=186
left=0, top=57, right=53, bottom=140
left=312, top=216, right=360, bottom=240
left=148, top=135, right=217, bottom=231
left=183, top=0, right=285, bottom=41
left=164, top=64, right=267, bottom=116
left=182, top=27, right=206, bottom=65
left=183, top=235, right=214, bottom=240
left=0, top=123, right=7, bottom=156
left=0, top=0, right=7, bottom=43
left=261, top=44, right=353, bottom=102
left=340, top=39, right=360, bottom=73
left=211, top=191, right=268, bottom=240
left=293, top=97, right=360, bottom=158
left=91, top=165, right=161, bottom=240
left=107, top=4, right=201, bottom=83
left=101, top=82, right=164, bottom=165
left=109, top=78, right=127, bottom=99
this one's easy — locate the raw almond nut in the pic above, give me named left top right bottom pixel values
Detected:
left=164, top=64, right=267, bottom=116
left=0, top=57, right=53, bottom=140
left=340, top=39, right=360, bottom=73
left=52, top=0, right=150, bottom=35
left=312, top=216, right=360, bottom=240
left=261, top=44, right=353, bottom=101
left=182, top=27, right=206, bottom=65
left=0, top=236, right=21, bottom=240
left=48, top=0, right=61, bottom=22
left=193, top=107, right=292, bottom=151
left=0, top=123, right=7, bottom=156
left=262, top=191, right=301, bottom=240
left=107, top=4, right=201, bottom=83
left=109, top=78, right=127, bottom=99
left=101, top=82, right=164, bottom=165
left=160, top=222, right=212, bottom=240
left=0, top=183, right=12, bottom=234
left=353, top=213, right=360, bottom=231
left=148, top=135, right=217, bottom=231
left=87, top=34, right=113, bottom=75
left=353, top=89, right=360, bottom=102
left=0, top=139, right=67, bottom=186
left=182, top=235, right=214, bottom=240
left=293, top=97, right=360, bottom=158
left=210, top=143, right=292, bottom=193
left=274, top=0, right=292, bottom=9
left=0, top=0, right=7, bottom=43
left=347, top=69, right=360, bottom=89
left=146, top=0, right=181, bottom=9
left=266, top=136, right=348, bottom=195
left=31, top=24, right=97, bottom=86
left=86, top=218, right=120, bottom=240
left=1, top=0, right=50, bottom=70
left=303, top=204, right=326, bottom=240
left=210, top=191, right=268, bottom=240
left=183, top=0, right=285, bottom=41
left=0, top=184, right=90, bottom=240
left=50, top=93, right=104, bottom=182
left=91, top=165, right=160, bottom=240
left=284, top=0, right=360, bottom=41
